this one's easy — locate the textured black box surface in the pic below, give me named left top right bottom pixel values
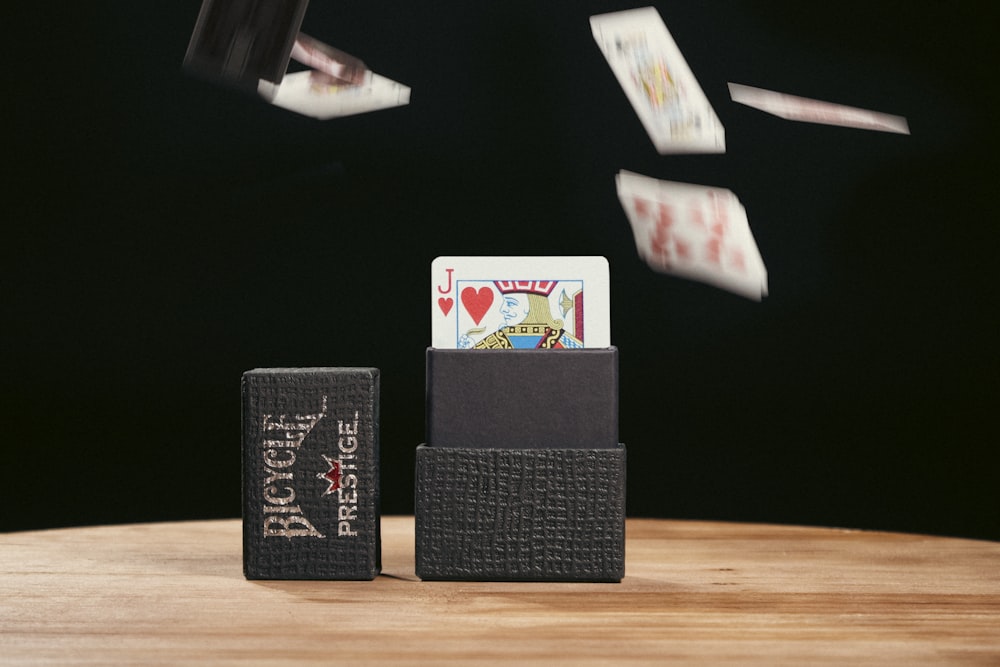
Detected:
left=426, top=347, right=618, bottom=449
left=184, top=0, right=308, bottom=89
left=242, top=367, right=380, bottom=580
left=414, top=444, right=626, bottom=582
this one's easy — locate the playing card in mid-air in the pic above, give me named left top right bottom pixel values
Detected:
left=261, top=68, right=411, bottom=120
left=258, top=33, right=410, bottom=119
left=431, top=257, right=611, bottom=349
left=616, top=171, right=767, bottom=300
left=591, top=7, right=725, bottom=154
left=184, top=0, right=409, bottom=120
left=728, top=82, right=909, bottom=134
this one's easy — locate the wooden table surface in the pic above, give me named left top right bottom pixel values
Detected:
left=2, top=516, right=998, bottom=665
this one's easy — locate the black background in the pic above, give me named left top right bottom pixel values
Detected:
left=5, top=1, right=998, bottom=539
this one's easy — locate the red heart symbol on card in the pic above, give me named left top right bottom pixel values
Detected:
left=438, top=297, right=454, bottom=317
left=461, top=286, right=494, bottom=325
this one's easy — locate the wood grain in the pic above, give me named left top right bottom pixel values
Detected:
left=2, top=517, right=998, bottom=665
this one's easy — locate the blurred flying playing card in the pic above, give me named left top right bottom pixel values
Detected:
left=262, top=69, right=411, bottom=119
left=184, top=0, right=409, bottom=119
left=431, top=257, right=610, bottom=349
left=728, top=83, right=910, bottom=135
left=616, top=171, right=768, bottom=301
left=591, top=7, right=725, bottom=154
left=259, top=34, right=410, bottom=119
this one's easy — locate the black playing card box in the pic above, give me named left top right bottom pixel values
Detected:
left=416, top=348, right=625, bottom=582
left=184, top=0, right=309, bottom=91
left=242, top=367, right=380, bottom=580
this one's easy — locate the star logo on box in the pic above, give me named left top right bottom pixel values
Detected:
left=317, top=455, right=341, bottom=495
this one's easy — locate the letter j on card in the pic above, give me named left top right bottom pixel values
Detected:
left=431, top=256, right=610, bottom=350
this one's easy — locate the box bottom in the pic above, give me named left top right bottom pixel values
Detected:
left=414, top=444, right=626, bottom=582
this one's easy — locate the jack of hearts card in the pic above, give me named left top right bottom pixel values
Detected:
left=431, top=256, right=610, bottom=349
